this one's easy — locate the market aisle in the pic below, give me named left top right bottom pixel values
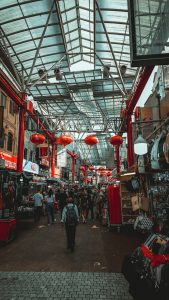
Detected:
left=0, top=217, right=141, bottom=272
left=0, top=218, right=142, bottom=299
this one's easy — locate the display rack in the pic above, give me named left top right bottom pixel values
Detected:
left=121, top=182, right=139, bottom=225
left=149, top=171, right=169, bottom=226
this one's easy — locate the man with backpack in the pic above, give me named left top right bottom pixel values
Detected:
left=61, top=195, right=79, bottom=252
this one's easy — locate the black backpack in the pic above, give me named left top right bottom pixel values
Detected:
left=66, top=204, right=77, bottom=226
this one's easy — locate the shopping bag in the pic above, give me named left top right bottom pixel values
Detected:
left=140, top=196, right=149, bottom=212
left=131, top=195, right=140, bottom=211
left=134, top=214, right=153, bottom=231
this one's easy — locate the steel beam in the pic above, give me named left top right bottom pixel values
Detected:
left=0, top=69, right=55, bottom=142
left=27, top=0, right=55, bottom=84
left=127, top=66, right=154, bottom=115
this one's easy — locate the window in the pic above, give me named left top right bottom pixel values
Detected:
left=0, top=93, right=6, bottom=108
left=24, top=148, right=28, bottom=160
left=30, top=150, right=33, bottom=161
left=7, top=132, right=13, bottom=152
left=9, top=100, right=14, bottom=115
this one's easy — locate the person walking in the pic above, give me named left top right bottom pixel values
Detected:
left=61, top=195, right=79, bottom=252
left=33, top=188, right=43, bottom=222
left=57, top=187, right=67, bottom=219
left=46, top=189, right=55, bottom=226
left=79, top=188, right=88, bottom=223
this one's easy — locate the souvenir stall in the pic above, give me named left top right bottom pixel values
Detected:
left=107, top=181, right=122, bottom=230
left=119, top=168, right=154, bottom=233
left=0, top=170, right=19, bottom=242
left=15, top=173, right=35, bottom=221
left=122, top=232, right=169, bottom=300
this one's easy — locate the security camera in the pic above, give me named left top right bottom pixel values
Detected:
left=54, top=68, right=63, bottom=80
left=38, top=69, right=48, bottom=82
left=38, top=69, right=44, bottom=77
left=103, top=65, right=110, bottom=79
left=120, top=65, right=127, bottom=76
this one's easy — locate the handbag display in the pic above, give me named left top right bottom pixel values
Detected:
left=134, top=213, right=153, bottom=231
left=140, top=196, right=149, bottom=212
left=122, top=233, right=169, bottom=300
left=131, top=195, right=140, bottom=211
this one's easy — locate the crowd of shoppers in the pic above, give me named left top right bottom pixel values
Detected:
left=33, top=184, right=108, bottom=224
left=32, top=184, right=108, bottom=251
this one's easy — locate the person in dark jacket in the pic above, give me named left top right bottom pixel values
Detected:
left=56, top=188, right=67, bottom=219
left=61, top=196, right=79, bottom=252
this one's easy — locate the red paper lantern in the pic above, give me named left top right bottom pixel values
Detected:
left=80, top=166, right=85, bottom=171
left=84, top=135, right=98, bottom=146
left=30, top=133, right=45, bottom=145
left=55, top=137, right=62, bottom=145
left=89, top=166, right=95, bottom=171
left=60, top=135, right=73, bottom=147
left=107, top=172, right=112, bottom=177
left=110, top=135, right=123, bottom=146
left=99, top=167, right=105, bottom=171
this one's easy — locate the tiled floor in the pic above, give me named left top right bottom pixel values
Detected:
left=0, top=272, right=133, bottom=300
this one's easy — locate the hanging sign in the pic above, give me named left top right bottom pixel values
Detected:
left=0, top=150, right=17, bottom=170
left=23, top=159, right=39, bottom=174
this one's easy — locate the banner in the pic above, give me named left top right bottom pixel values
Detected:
left=23, top=159, right=39, bottom=174
left=0, top=150, right=17, bottom=170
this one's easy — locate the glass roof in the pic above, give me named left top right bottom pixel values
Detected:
left=0, top=0, right=138, bottom=165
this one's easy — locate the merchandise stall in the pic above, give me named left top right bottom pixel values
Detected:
left=15, top=160, right=41, bottom=221
left=0, top=170, right=19, bottom=242
left=107, top=181, right=122, bottom=230
left=119, top=168, right=153, bottom=233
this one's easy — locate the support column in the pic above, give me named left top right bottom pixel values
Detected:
left=17, top=93, right=26, bottom=172
left=116, top=145, right=120, bottom=174
left=72, top=156, right=75, bottom=184
left=51, top=141, right=55, bottom=177
left=127, top=115, right=134, bottom=167
left=84, top=165, right=88, bottom=185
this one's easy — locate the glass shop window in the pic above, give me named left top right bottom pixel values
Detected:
left=24, top=148, right=28, bottom=160
left=30, top=150, right=33, bottom=161
left=7, top=132, right=13, bottom=152
left=0, top=92, right=6, bottom=108
left=9, top=100, right=14, bottom=115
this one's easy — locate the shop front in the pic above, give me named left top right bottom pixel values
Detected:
left=0, top=150, right=17, bottom=170
left=0, top=150, right=18, bottom=241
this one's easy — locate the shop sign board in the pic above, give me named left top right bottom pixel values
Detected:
left=0, top=150, right=17, bottom=170
left=57, top=149, right=67, bottom=167
left=40, top=157, right=50, bottom=167
left=23, top=159, right=39, bottom=174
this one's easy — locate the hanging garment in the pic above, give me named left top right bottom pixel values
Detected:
left=108, top=184, right=121, bottom=225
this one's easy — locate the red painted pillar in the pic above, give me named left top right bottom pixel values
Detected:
left=51, top=141, right=55, bottom=177
left=127, top=115, right=134, bottom=167
left=84, top=165, right=88, bottom=185
left=17, top=93, right=26, bottom=172
left=116, top=145, right=120, bottom=174
left=72, top=156, right=75, bottom=183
